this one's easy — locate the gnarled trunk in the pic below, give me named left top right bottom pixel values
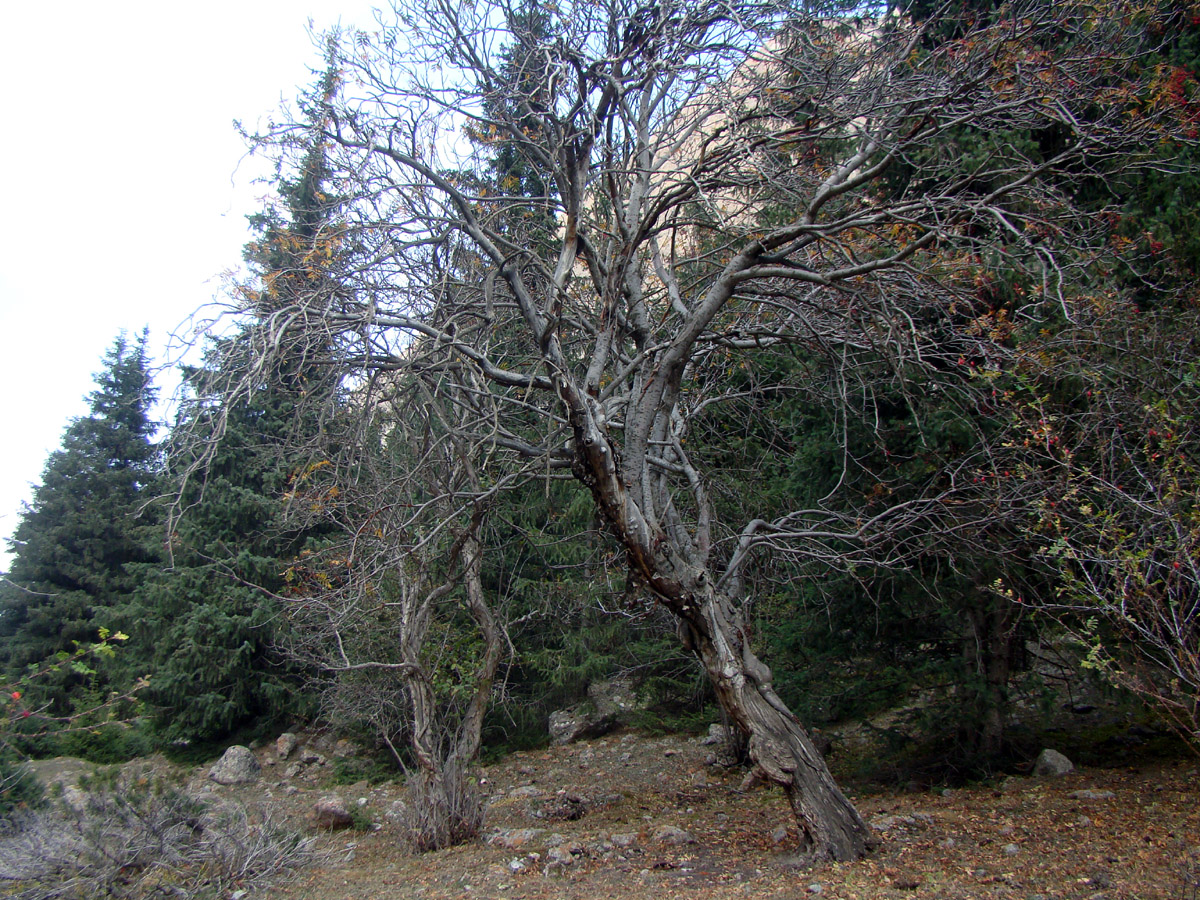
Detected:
left=566, top=382, right=874, bottom=862
left=680, top=586, right=874, bottom=862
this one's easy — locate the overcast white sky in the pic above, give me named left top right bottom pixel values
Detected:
left=0, top=1, right=385, bottom=569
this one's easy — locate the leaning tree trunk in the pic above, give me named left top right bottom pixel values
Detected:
left=679, top=584, right=874, bottom=862
left=562, top=381, right=875, bottom=861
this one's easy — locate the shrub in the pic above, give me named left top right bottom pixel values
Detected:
left=0, top=764, right=317, bottom=899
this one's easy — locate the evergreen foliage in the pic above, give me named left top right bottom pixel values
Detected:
left=123, top=112, right=345, bottom=746
left=0, top=332, right=160, bottom=714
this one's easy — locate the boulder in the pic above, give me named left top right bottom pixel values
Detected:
left=548, top=708, right=594, bottom=745
left=208, top=746, right=261, bottom=785
left=313, top=795, right=354, bottom=829
left=548, top=676, right=643, bottom=744
left=1034, top=748, right=1075, bottom=777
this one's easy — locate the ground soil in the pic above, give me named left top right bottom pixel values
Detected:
left=138, top=730, right=1200, bottom=900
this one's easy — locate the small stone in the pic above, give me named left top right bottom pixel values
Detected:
left=1004, top=843, right=1021, bottom=856
left=487, top=828, right=547, bottom=849
left=276, top=732, right=298, bottom=759
left=1069, top=789, right=1115, bottom=801
left=807, top=884, right=823, bottom=894
left=299, top=747, right=326, bottom=766
left=653, top=824, right=697, bottom=844
left=284, top=764, right=302, bottom=779
left=509, top=785, right=546, bottom=799
left=610, top=832, right=639, bottom=847
left=939, top=837, right=956, bottom=850
left=546, top=846, right=574, bottom=865
left=508, top=858, right=526, bottom=873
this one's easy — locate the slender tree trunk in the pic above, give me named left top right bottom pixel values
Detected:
left=401, top=526, right=501, bottom=851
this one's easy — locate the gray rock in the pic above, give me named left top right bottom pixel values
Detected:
left=548, top=676, right=644, bottom=744
left=1069, top=789, right=1115, bottom=800
left=549, top=708, right=593, bottom=745
left=299, top=747, right=326, bottom=766
left=487, top=828, right=547, bottom=849
left=313, top=795, right=354, bottom=829
left=610, top=831, right=639, bottom=847
left=1034, top=748, right=1075, bottom=777
left=652, top=824, right=697, bottom=844
left=508, top=784, right=547, bottom=799
left=208, top=746, right=261, bottom=785
left=384, top=799, right=409, bottom=823
left=701, top=723, right=740, bottom=767
left=1004, top=843, right=1021, bottom=856
left=276, top=732, right=298, bottom=760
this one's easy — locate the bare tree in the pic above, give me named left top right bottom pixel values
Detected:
left=278, top=370, right=513, bottom=850
left=226, top=0, right=1185, bottom=861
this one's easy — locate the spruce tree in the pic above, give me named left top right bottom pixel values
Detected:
left=0, top=331, right=160, bottom=709
left=125, top=100, right=344, bottom=745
